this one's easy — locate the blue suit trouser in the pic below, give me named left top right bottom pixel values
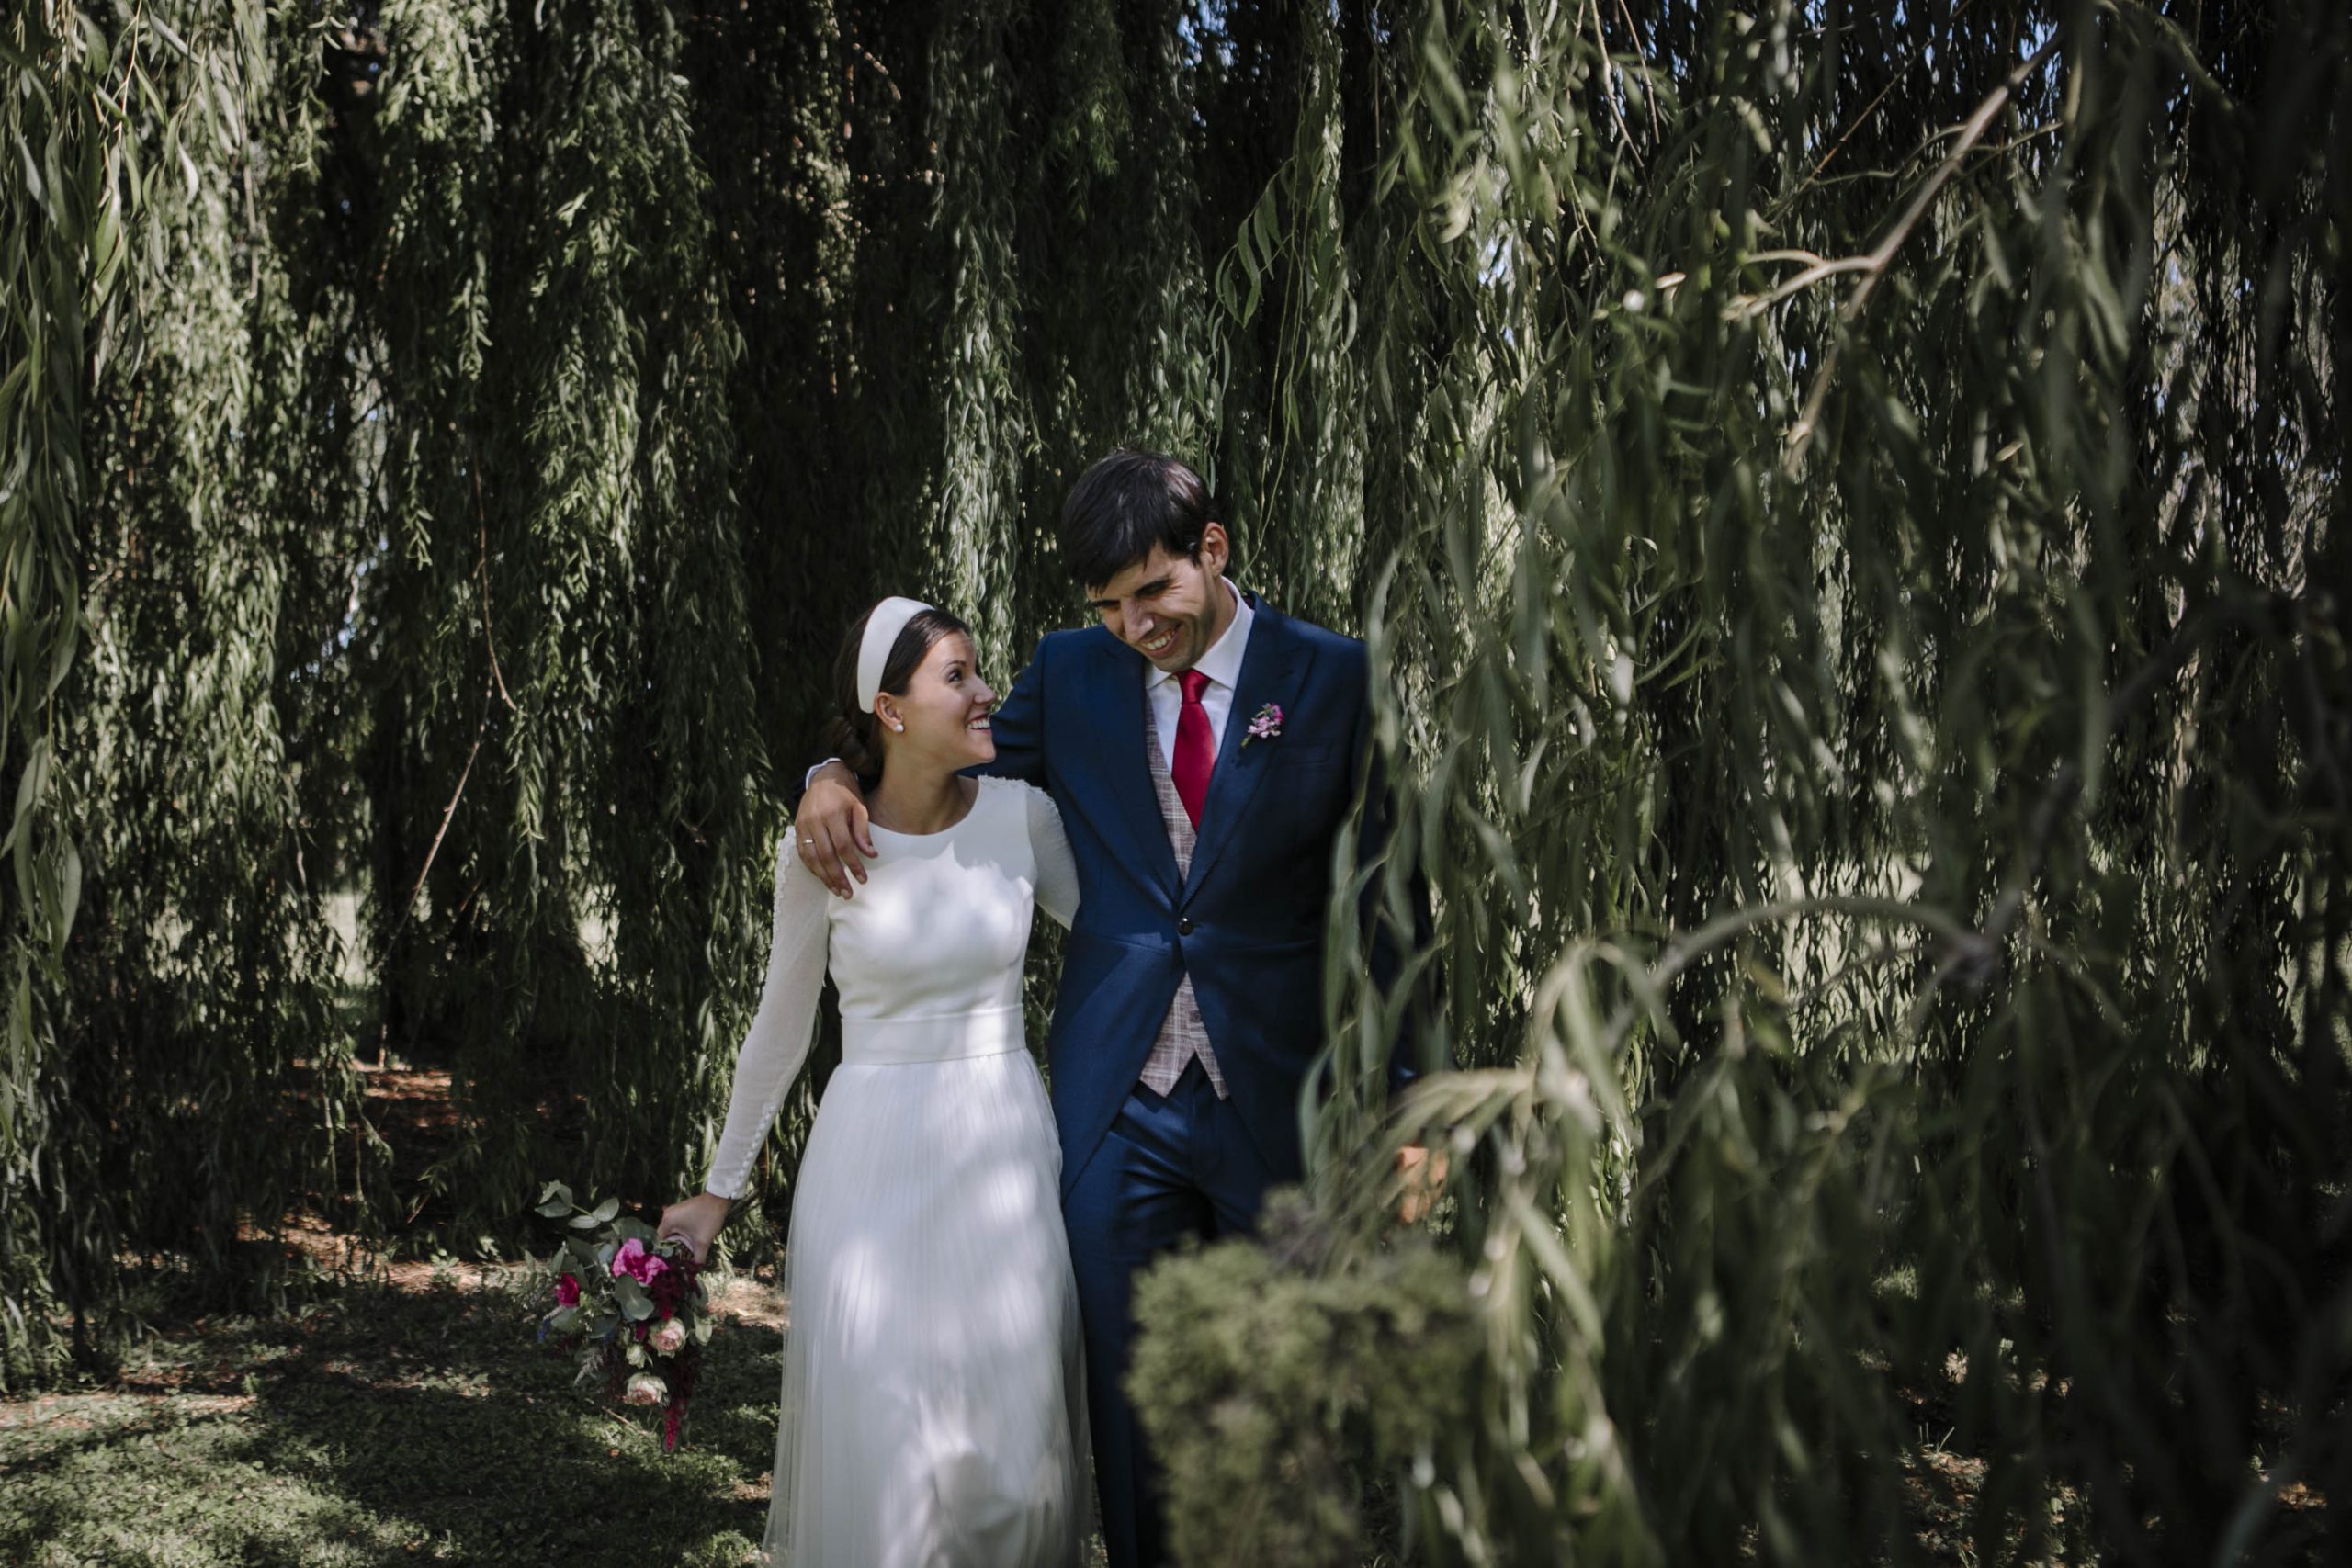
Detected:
left=1062, top=1060, right=1276, bottom=1568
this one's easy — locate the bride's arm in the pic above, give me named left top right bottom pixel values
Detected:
left=665, top=843, right=830, bottom=1257
left=1025, top=784, right=1080, bottom=929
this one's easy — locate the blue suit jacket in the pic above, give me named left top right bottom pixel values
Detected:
left=983, top=595, right=1419, bottom=1192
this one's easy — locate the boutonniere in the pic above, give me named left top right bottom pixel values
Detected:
left=1242, top=702, right=1283, bottom=748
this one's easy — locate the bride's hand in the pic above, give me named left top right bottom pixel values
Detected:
left=656, top=1192, right=732, bottom=1266
left=797, top=761, right=876, bottom=899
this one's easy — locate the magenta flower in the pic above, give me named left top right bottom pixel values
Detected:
left=554, top=1272, right=582, bottom=1307
left=1243, top=703, right=1283, bottom=746
left=610, top=1236, right=670, bottom=1286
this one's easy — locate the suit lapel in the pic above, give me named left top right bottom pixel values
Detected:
left=1089, top=634, right=1182, bottom=900
left=1183, top=601, right=1314, bottom=898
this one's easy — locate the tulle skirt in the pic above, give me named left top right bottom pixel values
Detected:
left=763, top=1013, right=1089, bottom=1567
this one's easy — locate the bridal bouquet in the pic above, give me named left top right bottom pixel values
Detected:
left=534, top=1180, right=712, bottom=1450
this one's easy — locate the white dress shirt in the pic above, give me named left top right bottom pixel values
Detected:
left=1145, top=579, right=1253, bottom=773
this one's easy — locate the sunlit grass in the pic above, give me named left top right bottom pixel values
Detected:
left=0, top=1263, right=777, bottom=1566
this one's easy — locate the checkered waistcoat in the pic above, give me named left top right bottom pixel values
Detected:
left=1136, top=704, right=1229, bottom=1098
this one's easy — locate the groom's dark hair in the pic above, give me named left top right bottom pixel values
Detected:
left=1058, top=450, right=1231, bottom=591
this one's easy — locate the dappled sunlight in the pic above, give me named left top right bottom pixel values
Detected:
left=1, top=1265, right=786, bottom=1565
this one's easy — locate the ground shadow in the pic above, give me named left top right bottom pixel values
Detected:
left=2, top=1270, right=779, bottom=1566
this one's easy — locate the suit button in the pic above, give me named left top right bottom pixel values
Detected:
left=1177, top=917, right=1194, bottom=936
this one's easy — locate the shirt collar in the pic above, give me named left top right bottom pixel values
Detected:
left=1145, top=578, right=1253, bottom=691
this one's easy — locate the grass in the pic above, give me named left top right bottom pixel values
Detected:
left=0, top=1257, right=784, bottom=1566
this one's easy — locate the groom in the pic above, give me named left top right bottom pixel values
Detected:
left=796, top=449, right=1430, bottom=1567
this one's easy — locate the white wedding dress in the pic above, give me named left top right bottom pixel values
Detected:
left=706, top=776, right=1089, bottom=1566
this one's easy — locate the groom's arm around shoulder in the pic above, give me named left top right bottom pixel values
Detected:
left=972, top=627, right=1085, bottom=789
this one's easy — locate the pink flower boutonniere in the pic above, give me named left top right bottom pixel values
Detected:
left=1243, top=703, right=1283, bottom=747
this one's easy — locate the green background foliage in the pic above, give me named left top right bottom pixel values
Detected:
left=3, top=1, right=2346, bottom=1563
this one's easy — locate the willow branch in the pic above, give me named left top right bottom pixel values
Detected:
left=1611, top=0, right=1664, bottom=144
left=472, top=466, right=517, bottom=715
left=1582, top=0, right=1641, bottom=167
left=1946, top=592, right=2295, bottom=1000
left=1781, top=30, right=2064, bottom=472
left=384, top=676, right=492, bottom=955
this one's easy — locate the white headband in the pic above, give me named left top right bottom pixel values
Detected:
left=857, top=597, right=934, bottom=713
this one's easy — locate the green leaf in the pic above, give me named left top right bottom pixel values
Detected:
left=53, top=838, right=79, bottom=953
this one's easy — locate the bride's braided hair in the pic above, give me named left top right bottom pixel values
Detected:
left=821, top=603, right=973, bottom=784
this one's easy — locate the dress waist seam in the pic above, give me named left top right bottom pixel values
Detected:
left=840, top=1003, right=1023, bottom=1029
left=840, top=1005, right=1027, bottom=1066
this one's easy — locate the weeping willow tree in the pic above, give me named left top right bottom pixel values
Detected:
left=346, top=0, right=777, bottom=1247
left=1136, top=2, right=2349, bottom=1564
left=5, top=10, right=2346, bottom=1562
left=0, top=0, right=790, bottom=1383
left=62, top=0, right=365, bottom=1351
left=1, top=1, right=367, bottom=1387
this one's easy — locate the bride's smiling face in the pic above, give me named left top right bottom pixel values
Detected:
left=878, top=633, right=996, bottom=772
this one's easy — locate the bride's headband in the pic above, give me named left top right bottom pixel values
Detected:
left=856, top=597, right=934, bottom=714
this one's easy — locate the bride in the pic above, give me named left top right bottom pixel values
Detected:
left=660, top=597, right=1088, bottom=1566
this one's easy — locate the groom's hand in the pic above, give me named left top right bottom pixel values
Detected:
left=1394, top=1144, right=1449, bottom=1225
left=797, top=761, right=876, bottom=897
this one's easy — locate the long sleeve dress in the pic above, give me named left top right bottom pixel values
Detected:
left=705, top=776, right=1088, bottom=1567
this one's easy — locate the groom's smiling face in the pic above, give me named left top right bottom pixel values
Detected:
left=1083, top=522, right=1235, bottom=674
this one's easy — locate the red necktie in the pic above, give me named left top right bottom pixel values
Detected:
left=1172, top=668, right=1215, bottom=826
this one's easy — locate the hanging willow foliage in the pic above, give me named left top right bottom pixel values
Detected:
left=63, top=0, right=364, bottom=1355
left=0, top=0, right=136, bottom=1390
left=1, top=0, right=362, bottom=1389
left=1131, top=2, right=2349, bottom=1564
left=351, top=0, right=775, bottom=1233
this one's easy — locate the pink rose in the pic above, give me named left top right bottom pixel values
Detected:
left=621, top=1371, right=666, bottom=1407
left=554, top=1272, right=581, bottom=1307
left=649, top=1317, right=688, bottom=1356
left=609, top=1236, right=669, bottom=1286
